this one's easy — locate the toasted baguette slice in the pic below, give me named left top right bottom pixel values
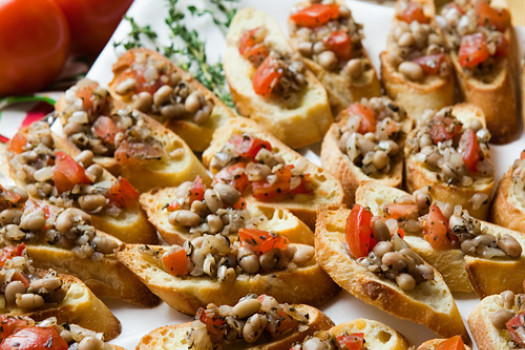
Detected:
left=139, top=186, right=313, bottom=246
left=380, top=0, right=454, bottom=120
left=315, top=208, right=468, bottom=341
left=356, top=183, right=525, bottom=297
left=3, top=126, right=157, bottom=244
left=109, top=48, right=236, bottom=152
left=417, top=337, right=472, bottom=350
left=438, top=0, right=518, bottom=144
left=288, top=1, right=381, bottom=115
left=137, top=303, right=334, bottom=350
left=404, top=104, right=494, bottom=220
left=224, top=8, right=333, bottom=149
left=55, top=80, right=211, bottom=192
left=320, top=97, right=412, bottom=206
left=116, top=244, right=339, bottom=315
left=202, top=118, right=344, bottom=229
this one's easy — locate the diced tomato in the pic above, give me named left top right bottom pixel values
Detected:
left=75, top=81, right=103, bottom=114
left=521, top=150, right=525, bottom=160
left=399, top=1, right=430, bottom=24
left=8, top=133, right=27, bottom=154
left=232, top=197, right=247, bottom=210
left=239, top=27, right=269, bottom=65
left=189, top=176, right=205, bottom=205
left=459, top=129, right=482, bottom=173
left=429, top=114, right=462, bottom=144
left=0, top=326, right=68, bottom=350
left=0, top=316, right=33, bottom=341
left=53, top=152, right=92, bottom=193
left=494, top=34, right=509, bottom=57
left=383, top=203, right=419, bottom=220
left=347, top=103, right=376, bottom=134
left=92, top=116, right=122, bottom=144
left=167, top=201, right=180, bottom=211
left=435, top=335, right=466, bottom=350
left=196, top=308, right=226, bottom=343
left=458, top=32, right=489, bottom=69
left=214, top=163, right=250, bottom=193
left=266, top=310, right=297, bottom=337
left=107, top=177, right=139, bottom=209
left=252, top=55, right=283, bottom=97
left=323, top=30, right=353, bottom=61
left=506, top=312, right=525, bottom=347
left=162, top=247, right=188, bottom=276
left=345, top=204, right=375, bottom=259
left=411, top=54, right=445, bottom=75
left=475, top=2, right=510, bottom=32
left=289, top=4, right=339, bottom=28
left=423, top=205, right=457, bottom=250
left=238, top=228, right=289, bottom=255
left=11, top=271, right=30, bottom=288
left=0, top=244, right=25, bottom=269
left=397, top=227, right=406, bottom=238
left=229, top=134, right=272, bottom=160
left=252, top=165, right=312, bottom=200
left=0, top=184, right=22, bottom=204
left=336, top=333, right=365, bottom=350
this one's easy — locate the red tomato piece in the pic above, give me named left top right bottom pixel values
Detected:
left=8, top=133, right=27, bottom=154
left=459, top=129, right=482, bottom=173
left=411, top=54, right=445, bottom=75
left=494, top=34, right=509, bottom=57
left=399, top=1, right=430, bottom=24
left=347, top=103, right=376, bottom=134
left=423, top=205, right=457, bottom=250
left=252, top=165, right=292, bottom=200
left=229, top=134, right=273, bottom=160
left=435, top=335, right=466, bottom=350
left=189, top=176, right=205, bottom=204
left=0, top=243, right=25, bottom=269
left=53, top=152, right=93, bottom=193
left=345, top=204, right=375, bottom=259
left=252, top=55, right=283, bottom=97
left=166, top=201, right=181, bottom=212
left=196, top=307, right=226, bottom=342
left=107, top=177, right=139, bottom=209
left=336, top=333, right=365, bottom=350
left=92, top=116, right=122, bottom=144
left=232, top=197, right=247, bottom=210
left=383, top=203, right=419, bottom=220
left=323, top=30, right=353, bottom=61
left=239, top=27, right=269, bottom=65
left=289, top=4, right=340, bottom=28
left=0, top=326, right=68, bottom=350
left=238, top=228, right=289, bottom=255
left=429, top=115, right=462, bottom=144
left=11, top=271, right=30, bottom=288
left=0, top=184, right=22, bottom=204
left=458, top=32, right=489, bottom=69
left=162, top=247, right=188, bottom=276
left=0, top=316, right=33, bottom=341
left=474, top=1, right=510, bottom=32
left=520, top=150, right=525, bottom=160
left=75, top=80, right=104, bottom=114
left=214, top=163, right=250, bottom=193
left=507, top=312, right=525, bottom=347
left=266, top=310, right=297, bottom=337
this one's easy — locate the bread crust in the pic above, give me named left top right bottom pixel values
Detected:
left=417, top=338, right=472, bottom=350
left=136, top=304, right=334, bottom=350
left=116, top=244, right=340, bottom=316
left=224, top=8, right=333, bottom=149
left=139, top=187, right=314, bottom=246
left=491, top=167, right=525, bottom=234
left=315, top=208, right=469, bottom=342
left=109, top=48, right=236, bottom=152
left=202, top=118, right=344, bottom=229
left=404, top=103, right=494, bottom=220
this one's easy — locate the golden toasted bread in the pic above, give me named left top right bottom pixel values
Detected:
left=224, top=8, right=333, bottom=149
left=288, top=0, right=381, bottom=115
left=315, top=207, right=469, bottom=342
left=202, top=118, right=344, bottom=229
left=109, top=48, right=237, bottom=152
left=417, top=337, right=472, bottom=350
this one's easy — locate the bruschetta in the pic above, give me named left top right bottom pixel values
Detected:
left=223, top=8, right=333, bottom=149
left=202, top=118, right=343, bottom=229
left=315, top=206, right=468, bottom=341
left=417, top=336, right=471, bottom=350
left=380, top=0, right=454, bottom=119
left=436, top=0, right=518, bottom=144
left=137, top=294, right=334, bottom=350
left=108, top=48, right=236, bottom=152
left=356, top=183, right=525, bottom=297
left=55, top=79, right=211, bottom=192
left=468, top=290, right=525, bottom=350
left=288, top=0, right=381, bottom=114
left=0, top=244, right=120, bottom=340
left=290, top=318, right=410, bottom=350
left=404, top=104, right=494, bottom=219
left=3, top=121, right=157, bottom=244
left=0, top=183, right=158, bottom=306
left=0, top=315, right=124, bottom=349
left=321, top=97, right=412, bottom=206
left=116, top=230, right=339, bottom=315
left=139, top=176, right=314, bottom=246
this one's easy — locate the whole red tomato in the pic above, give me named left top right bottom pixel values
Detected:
left=52, top=0, right=133, bottom=56
left=0, top=0, right=70, bottom=95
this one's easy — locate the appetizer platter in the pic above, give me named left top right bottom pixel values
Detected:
left=1, top=0, right=525, bottom=349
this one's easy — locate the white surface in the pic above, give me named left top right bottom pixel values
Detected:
left=83, top=0, right=525, bottom=348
